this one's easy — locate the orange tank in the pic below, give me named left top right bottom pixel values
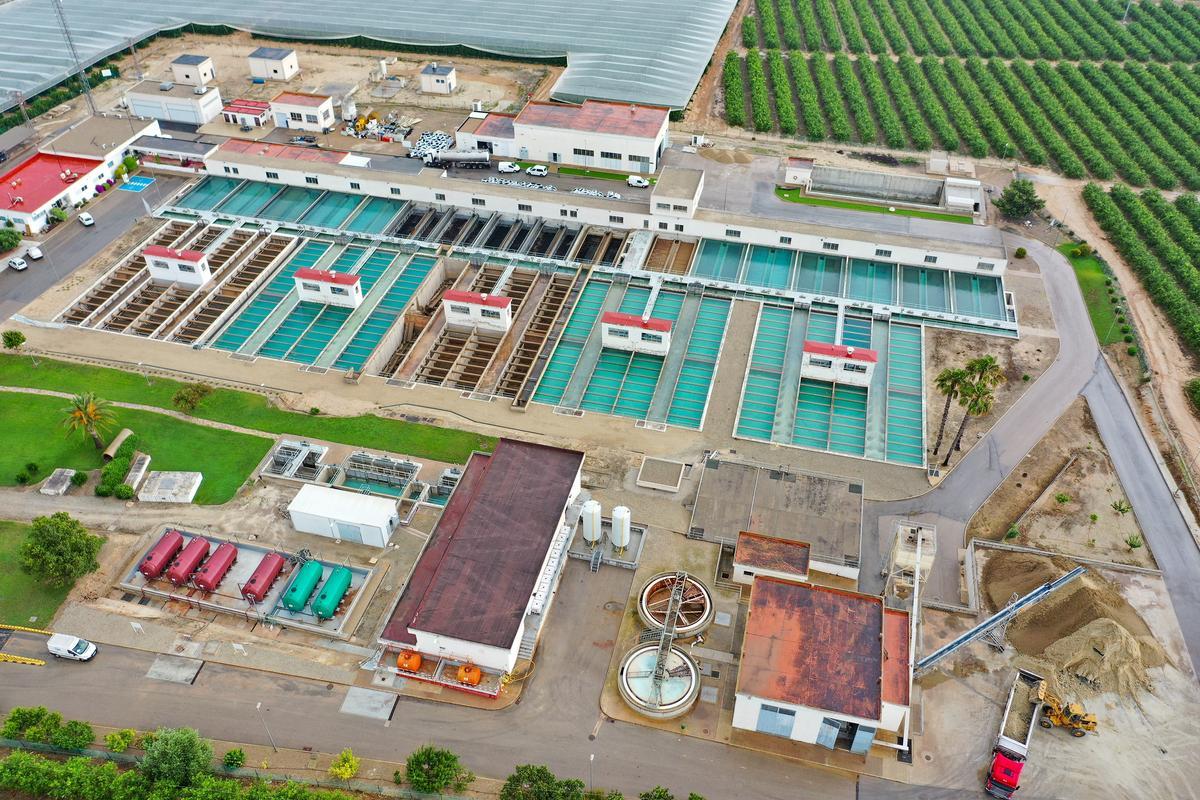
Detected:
left=457, top=664, right=482, bottom=686
left=396, top=650, right=423, bottom=672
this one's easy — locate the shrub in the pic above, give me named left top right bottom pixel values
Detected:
left=722, top=52, right=746, bottom=128
left=141, top=727, right=213, bottom=788
left=1105, top=278, right=1113, bottom=286
left=2, top=329, right=25, bottom=351
left=70, top=470, right=88, bottom=487
left=1014, top=247, right=1026, bottom=258
left=1054, top=492, right=1071, bottom=504
left=115, top=483, right=135, bottom=500
left=122, top=155, right=139, bottom=173
left=222, top=748, right=246, bottom=769
left=1112, top=499, right=1132, bottom=515
left=501, top=765, right=585, bottom=800
left=24, top=710, right=63, bottom=744
left=105, top=728, right=137, bottom=753
left=2, top=707, right=53, bottom=739
left=1005, top=525, right=1020, bottom=539
left=48, top=207, right=68, bottom=223
left=1128, top=346, right=1139, bottom=355
left=94, top=483, right=113, bottom=497
left=1022, top=373, right=1031, bottom=382
left=1121, top=325, right=1131, bottom=334
left=1090, top=513, right=1099, bottom=523
left=24, top=462, right=39, bottom=475
left=308, top=407, right=321, bottom=416
left=1118, top=315, right=1126, bottom=323
left=15, top=471, right=29, bottom=485
left=1077, top=243, right=1093, bottom=256
left=1124, top=335, right=1134, bottom=343
left=328, top=749, right=360, bottom=781
left=50, top=719, right=94, bottom=751
left=1071, top=247, right=1082, bottom=258
left=404, top=745, right=474, bottom=794
left=0, top=227, right=20, bottom=252
left=1188, top=378, right=1200, bottom=412
left=172, top=382, right=213, bottom=413
left=1126, top=533, right=1144, bottom=550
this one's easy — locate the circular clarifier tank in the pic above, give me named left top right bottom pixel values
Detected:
left=637, top=572, right=714, bottom=638
left=618, top=643, right=700, bottom=719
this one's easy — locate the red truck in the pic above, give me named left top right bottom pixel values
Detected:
left=985, top=668, right=1044, bottom=798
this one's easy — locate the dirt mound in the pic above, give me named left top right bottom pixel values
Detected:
left=699, top=148, right=753, bottom=165
left=981, top=551, right=1156, bottom=657
left=1044, top=618, right=1164, bottom=695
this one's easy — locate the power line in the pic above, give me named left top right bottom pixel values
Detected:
left=49, top=0, right=97, bottom=117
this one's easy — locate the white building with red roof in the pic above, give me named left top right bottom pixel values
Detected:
left=600, top=311, right=672, bottom=356
left=800, top=341, right=877, bottom=387
left=144, top=244, right=211, bottom=287
left=442, top=290, right=513, bottom=333
left=271, top=91, right=335, bottom=133
left=222, top=99, right=272, bottom=129
left=455, top=99, right=670, bottom=173
left=294, top=268, right=363, bottom=308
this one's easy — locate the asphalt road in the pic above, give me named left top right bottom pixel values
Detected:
left=0, top=174, right=186, bottom=321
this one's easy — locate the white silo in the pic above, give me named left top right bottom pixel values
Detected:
left=581, top=500, right=602, bottom=547
left=611, top=506, right=632, bottom=553
left=341, top=97, right=358, bottom=122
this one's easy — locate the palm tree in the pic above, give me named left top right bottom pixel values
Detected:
left=932, top=367, right=969, bottom=455
left=62, top=392, right=117, bottom=450
left=966, top=354, right=1006, bottom=391
left=942, top=382, right=996, bottom=467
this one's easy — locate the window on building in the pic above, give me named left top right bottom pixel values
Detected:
left=924, top=254, right=938, bottom=264
left=642, top=332, right=663, bottom=344
left=266, top=171, right=279, bottom=179
left=449, top=304, right=470, bottom=314
left=609, top=215, right=624, bottom=224
left=822, top=241, right=839, bottom=251
left=390, top=187, right=403, bottom=196
left=756, top=705, right=796, bottom=739
left=222, top=166, right=230, bottom=174
left=305, top=176, right=318, bottom=185
left=350, top=182, right=360, bottom=190
left=178, top=263, right=196, bottom=273
left=674, top=224, right=684, bottom=232
left=725, top=229, right=741, bottom=238
left=810, top=357, right=833, bottom=369
left=875, top=248, right=892, bottom=258
left=671, top=204, right=686, bottom=212
left=628, top=154, right=649, bottom=164
left=977, top=261, right=995, bottom=271
left=231, top=167, right=239, bottom=175
left=289, top=112, right=302, bottom=122
left=518, top=203, right=532, bottom=212
left=572, top=148, right=594, bottom=157
left=608, top=327, right=630, bottom=338
left=656, top=202, right=671, bottom=211
left=301, top=282, right=320, bottom=291
left=844, top=363, right=868, bottom=373
left=481, top=309, right=501, bottom=319
left=152, top=260, right=168, bottom=269
left=330, top=286, right=348, bottom=296
left=435, top=193, right=446, bottom=201
left=601, top=151, right=621, bottom=160
left=472, top=198, right=486, bottom=206
left=304, top=114, right=318, bottom=124
left=659, top=222, right=669, bottom=230
left=780, top=235, right=792, bottom=245
left=568, top=209, right=578, bottom=218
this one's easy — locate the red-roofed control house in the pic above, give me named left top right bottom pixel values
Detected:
left=222, top=99, right=272, bottom=129
left=443, top=289, right=513, bottom=333
left=144, top=244, right=211, bottom=287
left=294, top=268, right=363, bottom=308
left=800, top=340, right=878, bottom=387
left=271, top=91, right=335, bottom=133
left=456, top=99, right=669, bottom=173
left=601, top=310, right=672, bottom=356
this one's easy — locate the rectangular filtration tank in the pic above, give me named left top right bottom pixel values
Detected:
left=166, top=537, right=211, bottom=585
left=242, top=552, right=286, bottom=603
left=194, top=542, right=238, bottom=592
left=139, top=529, right=184, bottom=580
left=311, top=566, right=353, bottom=620
left=281, top=559, right=325, bottom=612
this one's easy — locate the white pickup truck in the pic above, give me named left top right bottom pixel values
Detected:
left=46, top=633, right=98, bottom=661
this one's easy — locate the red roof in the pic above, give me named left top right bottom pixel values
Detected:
left=380, top=439, right=584, bottom=650
left=882, top=609, right=911, bottom=707
left=803, top=340, right=878, bottom=363
left=271, top=91, right=330, bottom=108
left=223, top=99, right=271, bottom=116
left=0, top=153, right=103, bottom=213
left=296, top=267, right=359, bottom=286
left=734, top=531, right=810, bottom=577
left=739, top=578, right=885, bottom=720
left=218, top=139, right=346, bottom=164
left=443, top=289, right=512, bottom=308
left=474, top=113, right=516, bottom=140
left=516, top=100, right=669, bottom=140
left=144, top=244, right=206, bottom=263
left=602, top=311, right=672, bottom=332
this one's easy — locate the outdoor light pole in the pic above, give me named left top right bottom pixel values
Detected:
left=588, top=753, right=594, bottom=792
left=255, top=702, right=278, bottom=753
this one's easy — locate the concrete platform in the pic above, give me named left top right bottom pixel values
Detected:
left=138, top=471, right=203, bottom=503
left=146, top=654, right=204, bottom=684
left=339, top=686, right=397, bottom=720
left=38, top=468, right=76, bottom=496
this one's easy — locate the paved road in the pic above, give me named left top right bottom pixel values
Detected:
left=0, top=174, right=185, bottom=320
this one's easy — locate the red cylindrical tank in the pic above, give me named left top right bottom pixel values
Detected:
left=139, top=529, right=184, bottom=580
left=242, top=552, right=286, bottom=603
left=194, top=542, right=238, bottom=592
left=166, top=537, right=210, bottom=586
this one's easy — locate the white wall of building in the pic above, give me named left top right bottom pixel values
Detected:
left=732, top=562, right=808, bottom=586
left=733, top=692, right=898, bottom=745
left=294, top=274, right=363, bottom=308
left=809, top=557, right=860, bottom=582
left=172, top=58, right=215, bottom=87
left=289, top=508, right=390, bottom=548
left=250, top=52, right=299, bottom=81
left=601, top=320, right=671, bottom=356
left=420, top=65, right=457, bottom=94
left=146, top=251, right=211, bottom=287
left=443, top=296, right=512, bottom=333
left=127, top=87, right=222, bottom=125
left=800, top=351, right=875, bottom=387
left=510, top=122, right=666, bottom=173
left=411, top=624, right=524, bottom=674
left=272, top=97, right=335, bottom=132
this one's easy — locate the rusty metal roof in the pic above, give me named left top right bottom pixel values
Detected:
left=733, top=531, right=810, bottom=578
left=516, top=100, right=668, bottom=140
left=882, top=609, right=911, bottom=707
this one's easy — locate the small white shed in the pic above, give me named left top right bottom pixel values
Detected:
left=287, top=484, right=399, bottom=548
left=249, top=47, right=300, bottom=81
left=420, top=62, right=457, bottom=94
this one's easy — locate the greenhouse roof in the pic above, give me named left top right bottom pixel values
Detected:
left=0, top=0, right=735, bottom=111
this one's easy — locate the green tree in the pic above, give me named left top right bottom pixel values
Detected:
left=993, top=178, right=1045, bottom=218
left=942, top=382, right=996, bottom=467
left=222, top=748, right=246, bottom=770
left=640, top=789, right=674, bottom=800
left=2, top=329, right=25, bottom=353
left=49, top=207, right=68, bottom=223
left=20, top=512, right=102, bottom=586
left=0, top=227, right=20, bottom=252
left=965, top=353, right=1006, bottom=392
left=328, top=749, right=360, bottom=781
left=932, top=367, right=969, bottom=455
left=140, top=727, right=213, bottom=788
left=49, top=719, right=94, bottom=751
left=61, top=392, right=117, bottom=449
left=404, top=745, right=474, bottom=794
left=172, top=382, right=213, bottom=413
left=105, top=728, right=137, bottom=753
left=501, top=764, right=586, bottom=800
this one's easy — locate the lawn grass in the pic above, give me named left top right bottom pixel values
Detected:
left=0, top=392, right=272, bottom=504
left=0, top=355, right=495, bottom=463
left=0, top=520, right=72, bottom=626
left=556, top=166, right=654, bottom=184
left=774, top=187, right=974, bottom=224
left=1058, top=243, right=1124, bottom=346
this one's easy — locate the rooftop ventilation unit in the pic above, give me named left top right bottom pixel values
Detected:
left=159, top=82, right=174, bottom=92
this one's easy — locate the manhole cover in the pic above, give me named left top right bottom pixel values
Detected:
left=603, top=601, right=622, bottom=612
left=923, top=753, right=934, bottom=762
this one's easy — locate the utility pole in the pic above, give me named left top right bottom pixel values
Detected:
left=1122, top=0, right=1133, bottom=23
left=50, top=0, right=97, bottom=116
left=9, top=91, right=33, bottom=131
left=127, top=37, right=144, bottom=80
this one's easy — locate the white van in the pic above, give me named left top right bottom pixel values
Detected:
left=46, top=633, right=97, bottom=661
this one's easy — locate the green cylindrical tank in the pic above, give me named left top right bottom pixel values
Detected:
left=312, top=566, right=353, bottom=620
left=281, top=560, right=324, bottom=612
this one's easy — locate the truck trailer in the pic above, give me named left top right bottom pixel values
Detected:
left=985, top=668, right=1045, bottom=798
left=422, top=150, right=491, bottom=169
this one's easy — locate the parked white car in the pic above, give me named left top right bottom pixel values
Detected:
left=6, top=257, right=27, bottom=272
left=46, top=634, right=97, bottom=661
left=525, top=164, right=549, bottom=177
left=497, top=161, right=521, bottom=174
left=78, top=212, right=95, bottom=227
left=25, top=246, right=43, bottom=260
left=626, top=175, right=650, bottom=188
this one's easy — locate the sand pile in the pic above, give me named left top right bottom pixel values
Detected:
left=982, top=551, right=1165, bottom=693
left=699, top=148, right=753, bottom=165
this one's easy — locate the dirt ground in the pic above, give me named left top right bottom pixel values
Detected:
left=967, top=398, right=1152, bottom=568
left=914, top=559, right=1199, bottom=800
